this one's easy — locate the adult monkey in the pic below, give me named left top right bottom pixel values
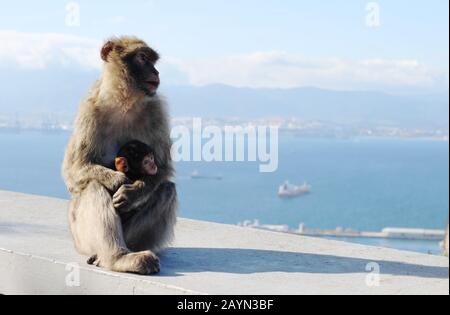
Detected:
left=63, top=36, right=177, bottom=275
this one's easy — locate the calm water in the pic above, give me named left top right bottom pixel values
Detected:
left=0, top=131, right=448, bottom=254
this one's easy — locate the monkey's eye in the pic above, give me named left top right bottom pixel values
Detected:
left=143, top=157, right=151, bottom=165
left=136, top=52, right=149, bottom=65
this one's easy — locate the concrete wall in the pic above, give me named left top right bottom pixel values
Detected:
left=444, top=224, right=449, bottom=257
left=0, top=190, right=448, bottom=295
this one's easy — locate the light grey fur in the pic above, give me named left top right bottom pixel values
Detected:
left=62, top=36, right=177, bottom=275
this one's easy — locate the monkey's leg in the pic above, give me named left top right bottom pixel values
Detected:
left=122, top=182, right=178, bottom=253
left=70, top=181, right=160, bottom=275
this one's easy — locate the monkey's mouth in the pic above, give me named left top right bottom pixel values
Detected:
left=149, top=164, right=158, bottom=175
left=146, top=80, right=160, bottom=93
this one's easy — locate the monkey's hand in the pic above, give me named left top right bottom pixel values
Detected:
left=109, top=171, right=132, bottom=193
left=113, top=180, right=146, bottom=213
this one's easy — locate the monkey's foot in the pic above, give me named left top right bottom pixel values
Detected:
left=134, top=251, right=161, bottom=275
left=87, top=255, right=100, bottom=266
left=112, top=251, right=160, bottom=275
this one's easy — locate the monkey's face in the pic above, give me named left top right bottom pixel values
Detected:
left=101, top=39, right=161, bottom=97
left=141, top=154, right=158, bottom=176
left=124, top=47, right=161, bottom=96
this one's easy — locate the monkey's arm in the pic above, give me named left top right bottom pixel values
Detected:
left=63, top=141, right=129, bottom=194
left=77, top=164, right=128, bottom=193
left=62, top=107, right=129, bottom=194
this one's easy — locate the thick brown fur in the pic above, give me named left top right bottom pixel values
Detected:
left=62, top=36, right=177, bottom=275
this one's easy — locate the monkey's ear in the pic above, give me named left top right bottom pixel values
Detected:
left=101, top=41, right=115, bottom=62
left=115, top=157, right=129, bottom=173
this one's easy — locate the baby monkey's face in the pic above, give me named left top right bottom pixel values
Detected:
left=142, top=154, right=158, bottom=176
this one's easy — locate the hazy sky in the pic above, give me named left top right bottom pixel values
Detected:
left=0, top=0, right=448, bottom=92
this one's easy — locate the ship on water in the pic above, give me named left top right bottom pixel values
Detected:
left=278, top=181, right=311, bottom=198
left=191, top=170, right=223, bottom=181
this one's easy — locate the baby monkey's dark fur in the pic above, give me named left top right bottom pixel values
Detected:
left=116, top=140, right=157, bottom=181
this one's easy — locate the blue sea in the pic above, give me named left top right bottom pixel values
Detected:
left=0, top=131, right=448, bottom=255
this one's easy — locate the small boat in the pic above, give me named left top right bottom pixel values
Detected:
left=278, top=181, right=311, bottom=198
left=191, top=170, right=223, bottom=180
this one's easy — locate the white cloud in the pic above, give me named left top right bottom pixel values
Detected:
left=0, top=31, right=447, bottom=91
left=0, top=30, right=101, bottom=70
left=166, top=52, right=448, bottom=91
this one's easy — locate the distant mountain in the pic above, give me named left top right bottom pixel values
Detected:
left=0, top=69, right=448, bottom=128
left=163, top=85, right=449, bottom=128
left=0, top=69, right=97, bottom=116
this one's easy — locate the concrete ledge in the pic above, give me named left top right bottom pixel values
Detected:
left=0, top=190, right=448, bottom=295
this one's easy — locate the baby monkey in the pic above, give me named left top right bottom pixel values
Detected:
left=115, top=140, right=158, bottom=181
